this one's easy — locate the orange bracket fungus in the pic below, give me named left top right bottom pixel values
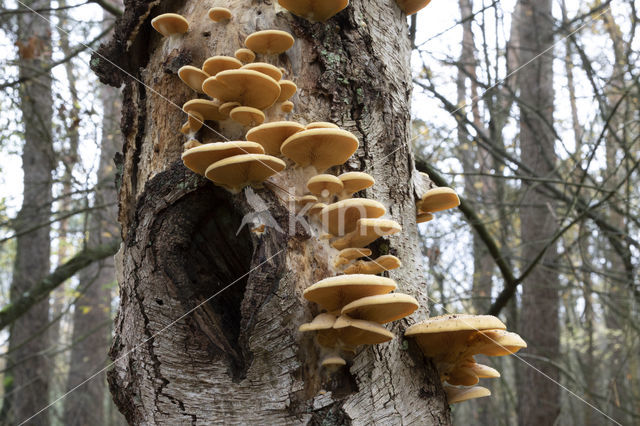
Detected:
left=178, top=66, right=209, bottom=93
left=203, top=69, right=281, bottom=110
left=419, top=187, right=460, bottom=213
left=343, top=255, right=402, bottom=275
left=307, top=174, right=344, bottom=198
left=331, top=218, right=402, bottom=250
left=281, top=128, right=359, bottom=172
left=241, top=62, right=283, bottom=81
left=278, top=0, right=349, bottom=22
left=245, top=30, right=294, bottom=54
left=151, top=13, right=189, bottom=37
left=208, top=7, right=232, bottom=22
left=278, top=80, right=297, bottom=102
left=280, top=101, right=294, bottom=113
left=229, top=106, right=265, bottom=127
left=202, top=56, right=243, bottom=76
left=396, top=0, right=433, bottom=15
left=235, top=48, right=256, bottom=63
left=246, top=121, right=305, bottom=156
left=204, top=154, right=286, bottom=193
left=182, top=142, right=265, bottom=176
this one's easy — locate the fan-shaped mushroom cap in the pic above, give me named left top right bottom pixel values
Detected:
left=299, top=313, right=339, bottom=347
left=467, top=330, right=527, bottom=356
left=417, top=212, right=434, bottom=223
left=303, top=274, right=396, bottom=312
left=468, top=362, right=500, bottom=379
left=333, top=315, right=395, bottom=346
left=180, top=111, right=204, bottom=134
left=332, top=218, right=402, bottom=250
left=246, top=121, right=305, bottom=155
left=341, top=293, right=419, bottom=324
left=278, top=80, right=297, bottom=102
left=339, top=172, right=375, bottom=195
left=281, top=128, right=359, bottom=172
left=178, top=66, right=209, bottom=93
left=202, top=56, right=242, bottom=76
left=151, top=13, right=189, bottom=37
left=419, top=187, right=460, bottom=213
left=229, top=106, right=265, bottom=127
left=320, top=199, right=386, bottom=236
left=208, top=7, right=232, bottom=22
left=183, top=99, right=227, bottom=121
left=297, top=195, right=318, bottom=206
left=446, top=366, right=479, bottom=386
left=181, top=142, right=265, bottom=175
left=183, top=139, right=202, bottom=150
left=404, top=314, right=506, bottom=361
left=343, top=255, right=402, bottom=275
left=307, top=174, right=344, bottom=197
left=219, top=101, right=240, bottom=116
left=281, top=101, right=294, bottom=113
left=308, top=203, right=326, bottom=216
left=444, top=385, right=491, bottom=404
left=205, top=154, right=286, bottom=192
left=202, top=70, right=281, bottom=110
left=306, top=122, right=339, bottom=130
left=235, top=48, right=256, bottom=63
left=396, top=0, right=432, bottom=15
left=321, top=356, right=346, bottom=368
left=278, top=0, right=349, bottom=22
left=242, top=62, right=283, bottom=81
left=245, top=30, right=294, bottom=54
left=334, top=247, right=372, bottom=267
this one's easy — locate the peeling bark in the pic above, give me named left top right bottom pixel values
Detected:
left=95, top=1, right=451, bottom=424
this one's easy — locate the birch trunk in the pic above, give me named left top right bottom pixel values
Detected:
left=94, top=1, right=451, bottom=424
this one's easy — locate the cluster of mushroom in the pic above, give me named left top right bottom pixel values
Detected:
left=416, top=180, right=461, bottom=223
left=276, top=0, right=432, bottom=22
left=294, top=134, right=420, bottom=368
left=405, top=314, right=526, bottom=403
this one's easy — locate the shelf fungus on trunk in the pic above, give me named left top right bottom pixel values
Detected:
left=395, top=0, right=433, bottom=16
left=280, top=128, right=359, bottom=172
left=246, top=121, right=305, bottom=156
left=404, top=314, right=526, bottom=404
left=204, top=154, right=286, bottom=193
left=244, top=30, right=295, bottom=55
left=278, top=0, right=349, bottom=22
left=151, top=13, right=189, bottom=37
left=202, top=56, right=242, bottom=76
left=208, top=7, right=232, bottom=22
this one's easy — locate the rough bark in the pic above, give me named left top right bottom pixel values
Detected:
left=1, top=1, right=55, bottom=424
left=63, top=81, right=122, bottom=426
left=515, top=0, right=560, bottom=424
left=94, top=0, right=451, bottom=424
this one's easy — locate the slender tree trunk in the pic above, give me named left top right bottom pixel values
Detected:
left=94, top=0, right=451, bottom=424
left=62, top=80, right=121, bottom=426
left=515, top=0, right=560, bottom=424
left=1, top=1, right=54, bottom=424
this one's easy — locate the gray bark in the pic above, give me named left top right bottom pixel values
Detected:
left=1, top=1, right=55, bottom=425
left=515, top=0, right=560, bottom=424
left=94, top=0, right=451, bottom=424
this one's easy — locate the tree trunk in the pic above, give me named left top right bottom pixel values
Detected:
left=515, top=0, right=560, bottom=424
left=63, top=80, right=121, bottom=426
left=1, top=1, right=54, bottom=424
left=94, top=0, right=451, bottom=424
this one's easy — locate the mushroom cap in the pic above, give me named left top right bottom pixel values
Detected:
left=245, top=30, right=295, bottom=54
left=281, top=128, right=359, bottom=172
left=151, top=13, right=189, bottom=37
left=178, top=66, right=209, bottom=93
left=307, top=174, right=344, bottom=197
left=419, top=187, right=460, bottom=213
left=333, top=315, right=395, bottom=346
left=205, top=154, right=286, bottom=191
left=181, top=110, right=204, bottom=134
left=181, top=142, right=265, bottom=175
left=334, top=247, right=372, bottom=267
left=343, top=254, right=402, bottom=275
left=308, top=203, right=326, bottom=216
left=321, top=356, right=346, bottom=368
left=341, top=293, right=419, bottom=324
left=208, top=7, right=232, bottom=22
left=444, top=385, right=491, bottom=404
left=183, top=99, right=227, bottom=121
left=416, top=212, right=434, bottom=223
left=229, top=106, right=265, bottom=127
left=468, top=362, right=501, bottom=379
left=303, top=274, right=396, bottom=312
left=299, top=313, right=337, bottom=332
left=320, top=199, right=386, bottom=236
left=306, top=122, right=339, bottom=130
left=281, top=101, right=294, bottom=113
left=297, top=195, right=319, bottom=206
left=219, top=101, right=241, bottom=116
left=278, top=0, right=349, bottom=22
left=202, top=69, right=281, bottom=110
left=245, top=121, right=305, bottom=156
left=202, top=56, right=243, bottom=76
left=339, top=172, right=375, bottom=195
left=331, top=218, right=402, bottom=250
left=404, top=314, right=506, bottom=361
left=242, top=62, right=283, bottom=81
left=278, top=80, right=297, bottom=102
left=446, top=366, right=480, bottom=386
left=467, top=330, right=527, bottom=356
left=396, top=0, right=433, bottom=16
left=235, top=48, right=256, bottom=63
